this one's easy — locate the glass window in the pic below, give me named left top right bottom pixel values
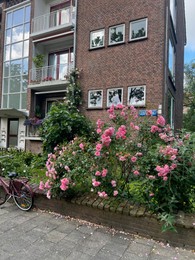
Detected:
left=10, top=77, right=21, bottom=93
left=109, top=24, right=125, bottom=45
left=21, top=93, right=27, bottom=109
left=170, top=0, right=176, bottom=28
left=168, top=40, right=175, bottom=81
left=9, top=94, right=20, bottom=108
left=4, top=62, right=10, bottom=77
left=12, top=25, right=23, bottom=43
left=23, top=58, right=28, bottom=74
left=22, top=76, right=28, bottom=92
left=3, top=79, right=9, bottom=94
left=13, top=8, right=24, bottom=26
left=25, top=6, right=31, bottom=22
left=24, top=23, right=30, bottom=39
left=23, top=40, right=29, bottom=57
left=6, top=13, right=12, bottom=29
left=10, top=59, right=22, bottom=76
left=168, top=92, right=175, bottom=128
left=2, top=95, right=8, bottom=108
left=5, top=45, right=10, bottom=61
left=11, top=42, right=23, bottom=59
left=3, top=5, right=30, bottom=110
left=130, top=18, right=148, bottom=41
left=5, top=29, right=11, bottom=44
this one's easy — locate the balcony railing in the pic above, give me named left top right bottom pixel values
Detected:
left=31, top=7, right=75, bottom=34
left=29, top=63, right=73, bottom=85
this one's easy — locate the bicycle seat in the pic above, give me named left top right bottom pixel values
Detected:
left=8, top=172, right=18, bottom=178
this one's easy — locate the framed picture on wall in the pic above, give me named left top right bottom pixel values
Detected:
left=88, top=90, right=103, bottom=108
left=108, top=24, right=125, bottom=45
left=90, top=29, right=105, bottom=49
left=127, top=85, right=146, bottom=107
left=107, top=88, right=123, bottom=107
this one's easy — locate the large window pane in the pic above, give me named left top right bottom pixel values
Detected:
left=9, top=94, right=20, bottom=109
left=10, top=59, right=22, bottom=76
left=13, top=8, right=24, bottom=26
left=5, top=45, right=10, bottom=61
left=168, top=40, right=175, bottom=80
left=3, top=79, right=9, bottom=94
left=12, top=25, right=23, bottom=43
left=25, top=6, right=31, bottom=22
left=10, top=77, right=21, bottom=92
left=22, top=76, right=28, bottom=92
left=23, top=58, right=28, bottom=74
left=4, top=62, right=10, bottom=77
left=5, top=29, right=11, bottom=44
left=11, top=42, right=23, bottom=59
left=2, top=95, right=8, bottom=108
left=21, top=93, right=27, bottom=109
left=24, top=23, right=30, bottom=39
left=6, top=13, right=12, bottom=29
left=23, top=40, right=29, bottom=57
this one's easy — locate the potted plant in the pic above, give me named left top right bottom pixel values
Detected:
left=32, top=54, right=45, bottom=82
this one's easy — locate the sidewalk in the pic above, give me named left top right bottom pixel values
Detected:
left=0, top=203, right=194, bottom=260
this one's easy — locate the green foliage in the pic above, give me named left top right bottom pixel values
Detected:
left=32, top=54, right=44, bottom=68
left=0, top=149, right=46, bottom=182
left=40, top=102, right=95, bottom=153
left=40, top=68, right=96, bottom=153
left=42, top=137, right=95, bottom=198
left=183, top=60, right=195, bottom=132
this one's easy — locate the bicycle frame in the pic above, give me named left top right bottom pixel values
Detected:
left=0, top=176, right=32, bottom=202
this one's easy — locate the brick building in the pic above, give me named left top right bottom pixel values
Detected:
left=0, top=0, right=186, bottom=152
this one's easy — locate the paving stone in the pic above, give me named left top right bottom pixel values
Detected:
left=45, top=229, right=66, bottom=243
left=101, top=241, right=129, bottom=257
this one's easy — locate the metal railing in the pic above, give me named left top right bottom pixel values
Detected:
left=29, top=63, right=73, bottom=85
left=31, top=7, right=75, bottom=34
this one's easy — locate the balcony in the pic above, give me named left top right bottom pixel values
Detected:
left=29, top=63, right=73, bottom=91
left=31, top=7, right=75, bottom=39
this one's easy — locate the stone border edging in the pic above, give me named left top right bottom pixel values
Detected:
left=32, top=185, right=195, bottom=249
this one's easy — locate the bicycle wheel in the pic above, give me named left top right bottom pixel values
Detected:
left=13, top=183, right=33, bottom=211
left=0, top=187, right=7, bottom=205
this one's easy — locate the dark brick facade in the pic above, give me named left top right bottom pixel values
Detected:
left=76, top=0, right=185, bottom=129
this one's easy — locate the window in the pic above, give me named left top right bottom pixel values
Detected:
left=127, top=86, right=146, bottom=107
left=88, top=90, right=103, bottom=108
left=107, top=88, right=123, bottom=107
left=167, top=92, right=175, bottom=128
left=170, top=0, right=176, bottom=29
left=50, top=1, right=72, bottom=27
left=90, top=29, right=105, bottom=49
left=108, top=24, right=125, bottom=45
left=48, top=48, right=73, bottom=80
left=2, top=4, right=31, bottom=110
left=168, top=39, right=175, bottom=82
left=129, top=18, right=148, bottom=41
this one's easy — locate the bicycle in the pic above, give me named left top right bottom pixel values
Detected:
left=0, top=157, right=34, bottom=211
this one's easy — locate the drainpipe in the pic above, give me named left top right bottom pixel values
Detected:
left=73, top=0, right=78, bottom=69
left=163, top=4, right=169, bottom=117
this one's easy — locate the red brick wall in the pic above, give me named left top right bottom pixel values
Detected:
left=76, top=0, right=166, bottom=123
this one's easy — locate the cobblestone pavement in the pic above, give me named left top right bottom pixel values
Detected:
left=0, top=203, right=195, bottom=260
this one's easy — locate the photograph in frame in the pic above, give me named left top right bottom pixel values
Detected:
left=88, top=90, right=103, bottom=108
left=90, top=29, right=105, bottom=49
left=107, top=88, right=123, bottom=107
left=127, top=86, right=146, bottom=107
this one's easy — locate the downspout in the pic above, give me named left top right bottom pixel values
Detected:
left=163, top=4, right=169, bottom=116
left=73, top=0, right=78, bottom=69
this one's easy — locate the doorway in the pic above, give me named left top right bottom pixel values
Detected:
left=7, top=119, right=19, bottom=148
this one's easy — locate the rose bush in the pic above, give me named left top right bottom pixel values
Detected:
left=40, top=104, right=195, bottom=230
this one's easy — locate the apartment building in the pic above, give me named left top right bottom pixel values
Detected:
left=0, top=0, right=186, bottom=152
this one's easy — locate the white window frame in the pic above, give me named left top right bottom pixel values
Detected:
left=90, top=29, right=105, bottom=49
left=127, top=85, right=146, bottom=107
left=107, top=87, right=123, bottom=107
left=108, top=24, right=125, bottom=46
left=88, top=89, right=103, bottom=108
left=129, top=18, right=148, bottom=41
